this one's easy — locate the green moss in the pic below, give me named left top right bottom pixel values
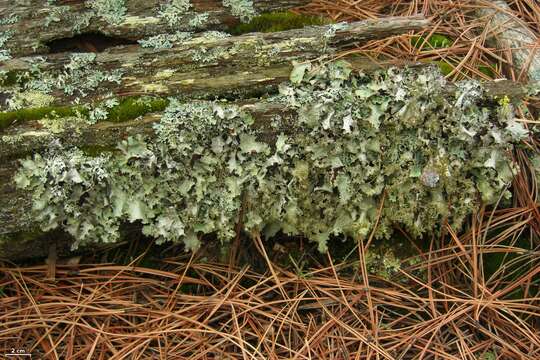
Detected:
left=434, top=61, right=497, bottom=78
left=478, top=64, right=496, bottom=78
left=229, top=11, right=332, bottom=35
left=0, top=105, right=88, bottom=130
left=411, top=33, right=453, bottom=49
left=436, top=61, right=454, bottom=76
left=0, top=97, right=170, bottom=130
left=106, top=97, right=169, bottom=122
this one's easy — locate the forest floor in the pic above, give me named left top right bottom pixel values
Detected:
left=1, top=1, right=539, bottom=359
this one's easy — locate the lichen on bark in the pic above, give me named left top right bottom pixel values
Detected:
left=12, top=61, right=531, bottom=252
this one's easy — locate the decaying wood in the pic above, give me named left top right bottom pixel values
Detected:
left=1, top=16, right=430, bottom=108
left=0, top=0, right=312, bottom=57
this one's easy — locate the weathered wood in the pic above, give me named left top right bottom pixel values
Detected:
left=0, top=0, right=312, bottom=58
left=0, top=16, right=430, bottom=109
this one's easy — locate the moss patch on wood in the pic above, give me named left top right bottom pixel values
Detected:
left=0, top=105, right=88, bottom=130
left=106, top=97, right=169, bottom=122
left=0, top=96, right=170, bottom=130
left=229, top=11, right=332, bottom=35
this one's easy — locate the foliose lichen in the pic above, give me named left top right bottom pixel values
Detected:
left=223, top=0, right=257, bottom=23
left=0, top=29, right=13, bottom=61
left=158, top=0, right=191, bottom=26
left=13, top=61, right=532, bottom=252
left=1, top=53, right=124, bottom=113
left=89, top=0, right=127, bottom=25
left=138, top=32, right=192, bottom=49
left=0, top=14, right=18, bottom=60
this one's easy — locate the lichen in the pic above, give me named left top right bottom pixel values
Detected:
left=13, top=61, right=532, bottom=253
left=44, top=6, right=70, bottom=27
left=365, top=247, right=402, bottom=279
left=4, top=53, right=124, bottom=106
left=0, top=29, right=13, bottom=61
left=223, top=0, right=257, bottom=23
left=189, top=32, right=233, bottom=63
left=6, top=90, right=55, bottom=111
left=157, top=2, right=210, bottom=31
left=138, top=32, right=192, bottom=49
left=89, top=0, right=127, bottom=25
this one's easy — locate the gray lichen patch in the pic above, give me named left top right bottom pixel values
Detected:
left=223, top=0, right=257, bottom=23
left=89, top=0, right=128, bottom=25
left=1, top=53, right=124, bottom=114
left=13, top=61, right=532, bottom=252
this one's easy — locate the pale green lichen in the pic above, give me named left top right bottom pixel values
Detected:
left=44, top=6, right=70, bottom=27
left=158, top=0, right=191, bottom=27
left=39, top=114, right=88, bottom=134
left=6, top=91, right=55, bottom=111
left=89, top=0, right=127, bottom=25
left=0, top=30, right=13, bottom=61
left=0, top=14, right=19, bottom=25
left=223, top=0, right=257, bottom=23
left=16, top=53, right=124, bottom=101
left=13, top=61, right=532, bottom=252
left=189, top=32, right=233, bottom=63
left=365, top=247, right=402, bottom=279
left=0, top=15, right=18, bottom=60
left=138, top=32, right=192, bottom=49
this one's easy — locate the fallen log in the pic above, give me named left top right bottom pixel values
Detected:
left=0, top=5, right=536, bottom=260
left=0, top=61, right=534, bottom=259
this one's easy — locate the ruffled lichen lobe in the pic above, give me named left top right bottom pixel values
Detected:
left=13, top=62, right=531, bottom=252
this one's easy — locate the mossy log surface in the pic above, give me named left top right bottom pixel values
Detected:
left=0, top=0, right=312, bottom=57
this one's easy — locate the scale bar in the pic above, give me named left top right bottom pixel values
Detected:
left=5, top=355, right=31, bottom=357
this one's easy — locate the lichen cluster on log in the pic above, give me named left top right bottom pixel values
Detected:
left=0, top=1, right=536, bottom=260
